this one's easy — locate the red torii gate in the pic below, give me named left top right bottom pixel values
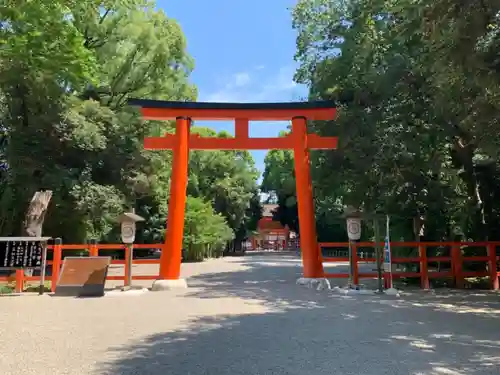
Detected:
left=128, top=99, right=337, bottom=284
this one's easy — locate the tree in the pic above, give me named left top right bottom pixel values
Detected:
left=278, top=0, right=500, bottom=245
left=0, top=0, right=98, bottom=236
left=261, top=144, right=298, bottom=232
left=261, top=131, right=347, bottom=241
left=188, top=127, right=262, bottom=248
left=183, top=196, right=234, bottom=261
left=0, top=0, right=261, bottom=264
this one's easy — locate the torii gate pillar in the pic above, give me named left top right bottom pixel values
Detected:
left=292, top=116, right=323, bottom=277
left=128, top=99, right=337, bottom=286
left=162, top=116, right=190, bottom=280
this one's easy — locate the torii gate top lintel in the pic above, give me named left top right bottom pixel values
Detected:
left=128, top=98, right=337, bottom=121
left=128, top=99, right=338, bottom=150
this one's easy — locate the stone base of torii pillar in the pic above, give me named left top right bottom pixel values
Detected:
left=151, top=279, right=188, bottom=291
left=296, top=277, right=331, bottom=291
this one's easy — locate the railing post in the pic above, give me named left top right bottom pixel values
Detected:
left=89, top=239, right=98, bottom=257
left=15, top=269, right=24, bottom=293
left=451, top=244, right=464, bottom=288
left=487, top=244, right=499, bottom=290
left=352, top=243, right=359, bottom=286
left=51, top=238, right=63, bottom=292
left=419, top=244, right=429, bottom=290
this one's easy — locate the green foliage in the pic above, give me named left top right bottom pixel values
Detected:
left=0, top=1, right=97, bottom=89
left=261, top=146, right=299, bottom=232
left=183, top=196, right=234, bottom=261
left=73, top=1, right=197, bottom=107
left=0, top=0, right=261, bottom=262
left=261, top=0, right=500, bottom=247
left=189, top=127, right=262, bottom=244
left=71, top=181, right=125, bottom=240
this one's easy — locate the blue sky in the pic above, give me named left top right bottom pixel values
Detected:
left=158, top=0, right=307, bottom=179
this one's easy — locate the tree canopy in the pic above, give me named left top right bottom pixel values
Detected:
left=263, top=0, right=500, bottom=243
left=0, top=0, right=262, bottom=261
left=6, top=0, right=500, bottom=264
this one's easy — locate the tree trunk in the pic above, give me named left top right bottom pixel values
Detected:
left=452, top=132, right=487, bottom=239
left=21, top=190, right=52, bottom=276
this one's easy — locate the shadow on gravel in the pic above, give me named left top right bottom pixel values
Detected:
left=97, top=253, right=500, bottom=375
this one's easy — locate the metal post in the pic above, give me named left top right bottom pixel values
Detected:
left=125, top=243, right=133, bottom=288
left=374, top=219, right=383, bottom=292
left=348, top=239, right=353, bottom=288
left=39, top=241, right=48, bottom=295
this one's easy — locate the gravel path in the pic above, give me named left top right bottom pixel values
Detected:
left=0, top=253, right=499, bottom=375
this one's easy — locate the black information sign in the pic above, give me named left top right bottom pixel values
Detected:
left=0, top=239, right=45, bottom=269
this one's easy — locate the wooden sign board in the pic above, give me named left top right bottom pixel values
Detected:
left=0, top=237, right=49, bottom=269
left=54, top=256, right=111, bottom=297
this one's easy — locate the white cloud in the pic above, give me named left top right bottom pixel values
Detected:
left=201, top=65, right=302, bottom=103
left=260, top=66, right=297, bottom=94
left=232, top=72, right=251, bottom=87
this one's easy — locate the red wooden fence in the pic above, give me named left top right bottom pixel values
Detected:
left=320, top=241, right=500, bottom=290
left=0, top=243, right=163, bottom=293
left=0, top=241, right=498, bottom=293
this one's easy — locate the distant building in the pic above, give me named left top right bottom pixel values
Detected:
left=249, top=204, right=296, bottom=250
